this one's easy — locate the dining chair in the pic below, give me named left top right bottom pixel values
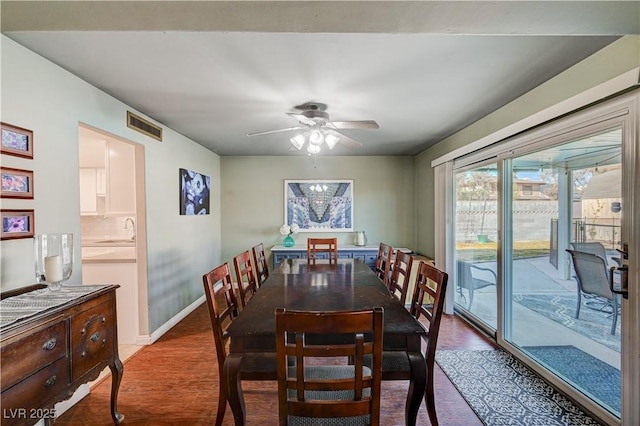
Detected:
left=275, top=307, right=384, bottom=426
left=306, top=237, right=338, bottom=263
left=387, top=250, right=413, bottom=306
left=202, top=262, right=278, bottom=426
left=370, top=261, right=448, bottom=426
left=374, top=242, right=393, bottom=286
left=252, top=242, right=270, bottom=287
left=567, top=249, right=619, bottom=334
left=233, top=250, right=259, bottom=308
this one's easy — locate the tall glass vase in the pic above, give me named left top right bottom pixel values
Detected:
left=283, top=234, right=295, bottom=247
left=35, top=233, right=74, bottom=290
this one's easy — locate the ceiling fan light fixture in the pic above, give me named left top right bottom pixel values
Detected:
left=307, top=143, right=321, bottom=154
left=325, top=133, right=340, bottom=149
left=290, top=133, right=306, bottom=150
left=308, top=130, right=324, bottom=146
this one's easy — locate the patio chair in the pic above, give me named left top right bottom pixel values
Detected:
left=566, top=249, right=619, bottom=335
left=569, top=242, right=621, bottom=267
left=456, top=260, right=497, bottom=310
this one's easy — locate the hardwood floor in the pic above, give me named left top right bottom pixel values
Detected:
left=56, top=304, right=496, bottom=425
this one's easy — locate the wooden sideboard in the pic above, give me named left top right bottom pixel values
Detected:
left=1, top=284, right=123, bottom=426
left=271, top=244, right=380, bottom=269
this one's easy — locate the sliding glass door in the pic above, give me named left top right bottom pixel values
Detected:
left=443, top=92, right=639, bottom=424
left=454, top=163, right=498, bottom=331
left=503, top=129, right=622, bottom=417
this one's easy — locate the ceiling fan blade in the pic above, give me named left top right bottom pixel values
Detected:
left=247, top=126, right=306, bottom=137
left=286, top=112, right=317, bottom=126
left=330, top=131, right=363, bottom=148
left=328, top=120, right=379, bottom=130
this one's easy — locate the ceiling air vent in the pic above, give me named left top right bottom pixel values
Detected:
left=127, top=111, right=162, bottom=142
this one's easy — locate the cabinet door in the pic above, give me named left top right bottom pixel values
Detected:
left=96, top=168, right=107, bottom=195
left=106, top=141, right=136, bottom=215
left=79, top=168, right=97, bottom=214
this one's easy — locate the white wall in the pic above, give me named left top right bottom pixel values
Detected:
left=220, top=155, right=416, bottom=267
left=0, top=36, right=221, bottom=333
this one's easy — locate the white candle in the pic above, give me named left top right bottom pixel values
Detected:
left=45, top=255, right=63, bottom=282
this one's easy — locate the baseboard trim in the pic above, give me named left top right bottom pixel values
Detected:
left=149, top=295, right=206, bottom=344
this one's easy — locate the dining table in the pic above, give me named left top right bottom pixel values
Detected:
left=223, top=258, right=427, bottom=425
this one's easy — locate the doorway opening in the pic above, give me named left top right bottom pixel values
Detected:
left=77, top=124, right=149, bottom=358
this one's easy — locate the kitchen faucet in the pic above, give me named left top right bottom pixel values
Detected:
left=124, top=217, right=136, bottom=241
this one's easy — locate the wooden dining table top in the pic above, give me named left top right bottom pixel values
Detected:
left=227, top=258, right=426, bottom=349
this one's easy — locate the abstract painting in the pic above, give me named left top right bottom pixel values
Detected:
left=179, top=168, right=211, bottom=215
left=284, top=180, right=353, bottom=232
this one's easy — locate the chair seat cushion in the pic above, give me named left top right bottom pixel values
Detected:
left=287, top=365, right=373, bottom=425
left=288, top=415, right=371, bottom=426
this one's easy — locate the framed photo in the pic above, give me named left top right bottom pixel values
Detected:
left=284, top=180, right=353, bottom=232
left=179, top=168, right=211, bottom=215
left=1, top=122, right=34, bottom=159
left=1, top=209, right=35, bottom=240
left=1, top=167, right=34, bottom=199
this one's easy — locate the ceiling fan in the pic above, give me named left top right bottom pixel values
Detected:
left=247, top=102, right=379, bottom=153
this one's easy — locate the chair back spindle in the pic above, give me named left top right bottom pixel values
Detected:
left=374, top=242, right=393, bottom=286
left=252, top=243, right=270, bottom=287
left=233, top=250, right=259, bottom=307
left=388, top=251, right=413, bottom=305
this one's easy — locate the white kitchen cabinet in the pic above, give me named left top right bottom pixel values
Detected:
left=79, top=168, right=98, bottom=214
left=79, top=136, right=135, bottom=216
left=79, top=168, right=107, bottom=215
left=79, top=136, right=106, bottom=168
left=96, top=168, right=107, bottom=195
left=106, top=141, right=136, bottom=215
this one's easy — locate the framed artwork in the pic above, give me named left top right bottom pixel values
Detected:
left=1, top=122, right=34, bottom=159
left=284, top=180, right=353, bottom=232
left=179, top=168, right=211, bottom=215
left=1, top=167, right=34, bottom=199
left=1, top=209, right=35, bottom=240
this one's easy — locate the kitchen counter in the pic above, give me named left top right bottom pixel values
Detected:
left=82, top=246, right=136, bottom=263
left=83, top=238, right=135, bottom=247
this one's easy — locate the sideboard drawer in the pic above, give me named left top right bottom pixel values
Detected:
left=1, top=357, right=69, bottom=426
left=70, top=298, right=116, bottom=381
left=1, top=319, right=67, bottom=391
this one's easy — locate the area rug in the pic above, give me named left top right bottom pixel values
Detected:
left=514, top=294, right=620, bottom=352
left=523, top=345, right=620, bottom=414
left=435, top=349, right=601, bottom=426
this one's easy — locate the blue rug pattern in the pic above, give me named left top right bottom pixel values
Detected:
left=514, top=294, right=620, bottom=352
left=524, top=345, right=620, bottom=414
left=435, top=349, right=602, bottom=426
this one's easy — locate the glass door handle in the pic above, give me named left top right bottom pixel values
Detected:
left=610, top=265, right=629, bottom=299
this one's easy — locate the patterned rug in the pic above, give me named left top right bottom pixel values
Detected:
left=514, top=294, right=620, bottom=352
left=524, top=345, right=620, bottom=414
left=435, top=349, right=601, bottom=426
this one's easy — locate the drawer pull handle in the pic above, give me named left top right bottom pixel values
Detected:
left=42, top=338, right=57, bottom=351
left=90, top=332, right=101, bottom=342
left=44, top=376, right=57, bottom=389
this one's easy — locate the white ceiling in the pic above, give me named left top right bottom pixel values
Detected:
left=2, top=1, right=637, bottom=156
